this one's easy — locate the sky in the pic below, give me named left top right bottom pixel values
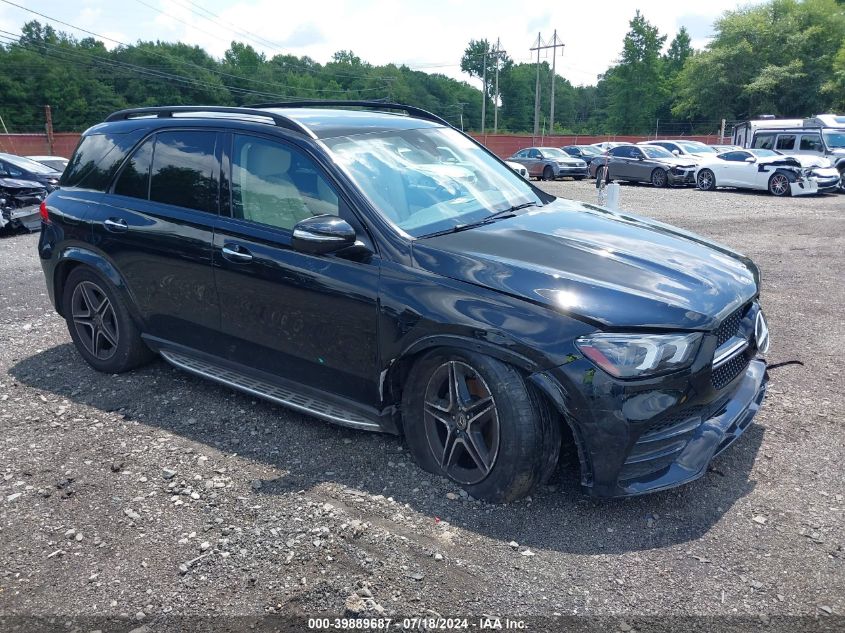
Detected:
left=0, top=0, right=766, bottom=88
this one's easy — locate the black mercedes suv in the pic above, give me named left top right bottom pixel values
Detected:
left=38, top=102, right=769, bottom=502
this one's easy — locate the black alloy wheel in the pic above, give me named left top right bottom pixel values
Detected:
left=422, top=360, right=500, bottom=485
left=71, top=280, right=120, bottom=361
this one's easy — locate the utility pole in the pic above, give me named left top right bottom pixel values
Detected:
left=531, top=32, right=563, bottom=141
left=480, top=42, right=488, bottom=136
left=548, top=30, right=564, bottom=136
left=44, top=104, right=54, bottom=155
left=531, top=32, right=542, bottom=142
left=493, top=37, right=507, bottom=134
left=719, top=118, right=726, bottom=144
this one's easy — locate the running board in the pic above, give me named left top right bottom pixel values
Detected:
left=159, top=350, right=383, bottom=432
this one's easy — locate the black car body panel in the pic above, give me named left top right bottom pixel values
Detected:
left=38, top=103, right=769, bottom=498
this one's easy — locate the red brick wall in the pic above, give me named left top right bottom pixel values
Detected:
left=0, top=133, right=81, bottom=158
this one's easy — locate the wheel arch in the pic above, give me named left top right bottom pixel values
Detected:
left=53, top=247, right=143, bottom=326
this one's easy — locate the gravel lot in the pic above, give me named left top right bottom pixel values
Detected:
left=1, top=181, right=843, bottom=630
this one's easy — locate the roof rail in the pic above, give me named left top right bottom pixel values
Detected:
left=103, top=106, right=315, bottom=138
left=245, top=100, right=452, bottom=128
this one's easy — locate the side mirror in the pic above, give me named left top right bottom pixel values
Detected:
left=672, top=149, right=680, bottom=156
left=292, top=215, right=356, bottom=255
left=637, top=155, right=644, bottom=160
left=745, top=156, right=756, bottom=163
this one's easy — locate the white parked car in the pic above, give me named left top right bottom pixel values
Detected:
left=695, top=149, right=819, bottom=197
left=505, top=160, right=529, bottom=179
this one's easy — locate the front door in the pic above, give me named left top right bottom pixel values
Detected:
left=211, top=132, right=381, bottom=405
left=91, top=129, right=221, bottom=351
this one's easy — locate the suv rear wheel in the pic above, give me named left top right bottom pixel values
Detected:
left=402, top=349, right=550, bottom=503
left=62, top=267, right=154, bottom=373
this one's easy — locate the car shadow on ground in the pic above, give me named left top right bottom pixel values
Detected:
left=10, top=343, right=763, bottom=556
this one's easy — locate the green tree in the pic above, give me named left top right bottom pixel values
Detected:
left=605, top=11, right=667, bottom=134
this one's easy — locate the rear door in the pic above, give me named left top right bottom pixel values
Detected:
left=92, top=129, right=221, bottom=351
left=211, top=132, right=381, bottom=405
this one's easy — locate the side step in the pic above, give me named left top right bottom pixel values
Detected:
left=160, top=350, right=383, bottom=432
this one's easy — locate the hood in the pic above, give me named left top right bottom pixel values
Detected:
left=0, top=177, right=46, bottom=190
left=791, top=155, right=832, bottom=168
left=412, top=199, right=759, bottom=331
left=651, top=155, right=697, bottom=168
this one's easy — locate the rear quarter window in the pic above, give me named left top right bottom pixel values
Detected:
left=62, top=129, right=147, bottom=190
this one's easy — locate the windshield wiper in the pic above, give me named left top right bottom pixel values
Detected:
left=421, top=201, right=540, bottom=238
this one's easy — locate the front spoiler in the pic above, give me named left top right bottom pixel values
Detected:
left=610, top=360, right=768, bottom=497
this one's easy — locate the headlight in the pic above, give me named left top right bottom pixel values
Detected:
left=575, top=333, right=702, bottom=378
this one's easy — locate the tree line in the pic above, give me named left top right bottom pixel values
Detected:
left=1, top=0, right=843, bottom=136
left=464, top=0, right=845, bottom=135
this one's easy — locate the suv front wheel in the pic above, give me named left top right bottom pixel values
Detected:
left=62, top=267, right=154, bottom=373
left=402, top=349, right=554, bottom=503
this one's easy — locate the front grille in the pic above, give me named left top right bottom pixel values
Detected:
left=713, top=351, right=751, bottom=390
left=715, top=303, right=748, bottom=346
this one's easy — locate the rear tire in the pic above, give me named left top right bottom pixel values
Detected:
left=697, top=169, right=716, bottom=191
left=768, top=172, right=791, bottom=197
left=542, top=165, right=554, bottom=181
left=62, top=267, right=155, bottom=373
left=402, top=349, right=547, bottom=503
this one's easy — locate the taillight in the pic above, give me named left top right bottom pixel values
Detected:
left=39, top=200, right=51, bottom=224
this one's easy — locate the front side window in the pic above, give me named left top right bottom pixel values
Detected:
left=150, top=130, right=218, bottom=213
left=231, top=135, right=339, bottom=231
left=323, top=126, right=542, bottom=238
left=609, top=146, right=630, bottom=157
left=775, top=135, right=796, bottom=150
left=799, top=134, right=823, bottom=151
left=528, top=149, right=541, bottom=158
left=720, top=151, right=750, bottom=162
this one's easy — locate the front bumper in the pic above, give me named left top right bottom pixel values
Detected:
left=556, top=165, right=589, bottom=178
left=1, top=204, right=41, bottom=231
left=667, top=168, right=696, bottom=185
left=532, top=313, right=768, bottom=498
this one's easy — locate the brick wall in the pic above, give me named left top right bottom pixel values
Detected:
left=0, top=133, right=81, bottom=158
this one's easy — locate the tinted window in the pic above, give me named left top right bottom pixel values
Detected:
left=799, top=134, right=823, bottom=152
left=150, top=131, right=218, bottom=213
left=515, top=149, right=529, bottom=158
left=62, top=129, right=147, bottom=190
left=231, top=135, right=339, bottom=231
left=609, top=146, right=630, bottom=157
left=719, top=151, right=750, bottom=162
left=775, top=135, right=796, bottom=150
left=563, top=147, right=578, bottom=156
left=753, top=133, right=775, bottom=150
left=528, top=149, right=541, bottom=158
left=0, top=160, right=23, bottom=177
left=114, top=137, right=154, bottom=199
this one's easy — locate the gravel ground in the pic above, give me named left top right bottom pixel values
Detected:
left=1, top=181, right=843, bottom=630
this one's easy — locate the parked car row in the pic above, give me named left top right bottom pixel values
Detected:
left=0, top=153, right=66, bottom=232
left=582, top=140, right=841, bottom=197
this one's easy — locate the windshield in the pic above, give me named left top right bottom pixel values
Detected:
left=750, top=149, right=778, bottom=157
left=2, top=154, right=60, bottom=175
left=641, top=145, right=674, bottom=158
left=823, top=131, right=845, bottom=149
left=538, top=147, right=566, bottom=158
left=323, top=126, right=542, bottom=238
left=678, top=142, right=716, bottom=154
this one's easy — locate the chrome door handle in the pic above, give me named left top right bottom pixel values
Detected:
left=104, top=218, right=128, bottom=232
left=222, top=244, right=253, bottom=263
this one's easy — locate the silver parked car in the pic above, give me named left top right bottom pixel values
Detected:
left=508, top=147, right=588, bottom=180
left=589, top=144, right=697, bottom=187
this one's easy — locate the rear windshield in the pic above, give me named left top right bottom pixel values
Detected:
left=62, top=129, right=147, bottom=190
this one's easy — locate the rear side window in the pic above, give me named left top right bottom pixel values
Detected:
left=61, top=130, right=146, bottom=190
left=150, top=131, right=218, bottom=213
left=752, top=133, right=775, bottom=150
left=114, top=137, right=154, bottom=199
left=775, top=135, right=796, bottom=150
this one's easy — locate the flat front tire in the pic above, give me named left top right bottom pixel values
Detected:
left=402, top=349, right=550, bottom=503
left=62, top=267, right=154, bottom=373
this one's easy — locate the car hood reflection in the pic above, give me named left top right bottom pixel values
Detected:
left=412, top=198, right=758, bottom=330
